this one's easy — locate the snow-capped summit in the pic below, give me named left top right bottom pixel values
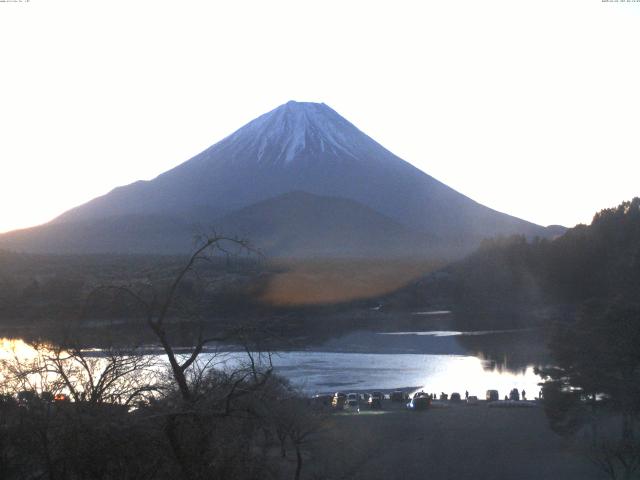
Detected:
left=195, top=100, right=380, bottom=167
left=238, top=101, right=359, bottom=164
left=0, top=101, right=557, bottom=256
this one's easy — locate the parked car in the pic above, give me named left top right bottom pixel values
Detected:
left=332, top=392, right=347, bottom=409
left=391, top=391, right=406, bottom=402
left=368, top=391, right=384, bottom=409
left=407, top=396, right=431, bottom=411
left=17, top=390, right=37, bottom=406
left=40, top=391, right=54, bottom=403
left=466, top=395, right=479, bottom=405
left=450, top=392, right=462, bottom=403
left=312, top=394, right=333, bottom=407
left=486, top=390, right=499, bottom=402
left=344, top=397, right=360, bottom=412
left=509, top=388, right=520, bottom=401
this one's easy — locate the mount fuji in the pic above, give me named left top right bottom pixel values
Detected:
left=0, top=101, right=558, bottom=257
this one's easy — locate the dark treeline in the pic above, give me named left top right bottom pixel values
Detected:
left=0, top=348, right=321, bottom=480
left=0, top=238, right=325, bottom=480
left=387, top=198, right=640, bottom=332
left=0, top=251, right=273, bottom=328
left=538, top=200, right=640, bottom=479
left=464, top=197, right=639, bottom=310
left=409, top=198, right=640, bottom=479
left=0, top=250, right=435, bottom=350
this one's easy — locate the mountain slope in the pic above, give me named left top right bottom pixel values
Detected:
left=214, top=191, right=443, bottom=258
left=0, top=192, right=446, bottom=257
left=1, top=101, right=557, bottom=256
left=0, top=214, right=193, bottom=255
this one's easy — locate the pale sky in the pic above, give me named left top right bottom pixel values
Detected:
left=1, top=0, right=639, bottom=234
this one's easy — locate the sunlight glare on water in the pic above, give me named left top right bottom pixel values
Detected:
left=0, top=338, right=40, bottom=361
left=209, top=351, right=543, bottom=398
left=0, top=339, right=543, bottom=400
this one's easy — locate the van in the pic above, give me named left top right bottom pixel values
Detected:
left=368, top=391, right=384, bottom=409
left=391, top=391, right=406, bottom=402
left=486, top=390, right=499, bottom=402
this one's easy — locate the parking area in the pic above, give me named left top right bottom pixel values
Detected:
left=306, top=398, right=604, bottom=480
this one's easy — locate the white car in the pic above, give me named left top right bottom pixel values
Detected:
left=344, top=393, right=360, bottom=412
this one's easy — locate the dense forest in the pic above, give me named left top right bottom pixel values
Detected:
left=0, top=252, right=272, bottom=327
left=457, top=197, right=640, bottom=307
left=431, top=198, right=640, bottom=479
left=386, top=198, right=640, bottom=330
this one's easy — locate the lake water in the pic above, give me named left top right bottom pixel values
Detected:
left=209, top=328, right=546, bottom=398
left=239, top=351, right=541, bottom=398
left=0, top=326, right=546, bottom=400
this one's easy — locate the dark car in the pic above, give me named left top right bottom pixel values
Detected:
left=368, top=391, right=384, bottom=409
left=391, top=391, right=406, bottom=402
left=345, top=398, right=360, bottom=412
left=407, top=396, right=431, bottom=411
left=486, top=390, right=499, bottom=402
left=509, top=388, right=520, bottom=401
left=17, top=390, right=37, bottom=406
left=450, top=392, right=462, bottom=403
left=312, top=394, right=333, bottom=408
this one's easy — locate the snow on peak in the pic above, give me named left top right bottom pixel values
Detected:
left=224, top=101, right=365, bottom=165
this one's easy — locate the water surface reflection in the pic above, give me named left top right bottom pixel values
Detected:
left=0, top=326, right=546, bottom=400
left=230, top=351, right=543, bottom=397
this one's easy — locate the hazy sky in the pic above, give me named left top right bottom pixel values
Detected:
left=1, top=0, right=639, bottom=233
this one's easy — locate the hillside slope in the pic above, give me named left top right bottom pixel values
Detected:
left=1, top=101, right=556, bottom=256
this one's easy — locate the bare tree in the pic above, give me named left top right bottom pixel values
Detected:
left=89, top=235, right=258, bottom=403
left=1, top=340, right=162, bottom=407
left=86, top=235, right=287, bottom=480
left=0, top=235, right=322, bottom=480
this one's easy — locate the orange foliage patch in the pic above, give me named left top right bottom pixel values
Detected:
left=260, top=258, right=445, bottom=306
